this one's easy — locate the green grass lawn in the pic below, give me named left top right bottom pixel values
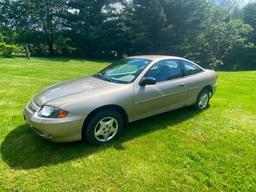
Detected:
left=0, top=57, right=255, bottom=191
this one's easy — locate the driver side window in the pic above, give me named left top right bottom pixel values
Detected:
left=145, top=60, right=183, bottom=82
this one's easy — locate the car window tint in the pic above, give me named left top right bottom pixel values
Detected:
left=183, top=61, right=203, bottom=76
left=145, top=60, right=183, bottom=82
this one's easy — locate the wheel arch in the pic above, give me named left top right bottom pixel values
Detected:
left=202, top=85, right=213, bottom=97
left=82, top=105, right=128, bottom=140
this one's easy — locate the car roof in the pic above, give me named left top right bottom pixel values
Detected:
left=128, top=55, right=186, bottom=61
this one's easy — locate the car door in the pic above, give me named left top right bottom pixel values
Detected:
left=133, top=59, right=188, bottom=121
left=181, top=60, right=205, bottom=106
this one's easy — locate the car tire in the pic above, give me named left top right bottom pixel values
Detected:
left=84, top=109, right=124, bottom=146
left=195, top=89, right=210, bottom=110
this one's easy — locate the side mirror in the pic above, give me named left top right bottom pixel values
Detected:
left=139, top=77, right=156, bottom=86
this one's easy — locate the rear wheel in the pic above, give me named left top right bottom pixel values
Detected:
left=84, top=110, right=124, bottom=146
left=195, top=89, right=210, bottom=110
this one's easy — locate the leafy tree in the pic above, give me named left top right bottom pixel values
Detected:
left=127, top=0, right=172, bottom=55
left=99, top=1, right=133, bottom=57
left=163, top=0, right=213, bottom=56
left=0, top=33, right=21, bottom=57
left=192, top=19, right=253, bottom=69
left=0, top=0, right=255, bottom=69
left=32, top=0, right=67, bottom=55
left=237, top=2, right=256, bottom=70
left=66, top=0, right=122, bottom=56
left=0, top=33, right=3, bottom=43
left=1, top=0, right=67, bottom=55
left=242, top=3, right=256, bottom=43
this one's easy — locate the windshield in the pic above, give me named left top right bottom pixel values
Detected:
left=94, top=58, right=152, bottom=84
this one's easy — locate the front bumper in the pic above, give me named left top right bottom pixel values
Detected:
left=23, top=101, right=85, bottom=142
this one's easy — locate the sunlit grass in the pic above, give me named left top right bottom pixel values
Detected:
left=0, top=57, right=255, bottom=191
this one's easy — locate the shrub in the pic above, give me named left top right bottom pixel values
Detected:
left=0, top=43, right=21, bottom=57
left=0, top=33, right=3, bottom=43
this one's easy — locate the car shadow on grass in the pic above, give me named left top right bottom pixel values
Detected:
left=1, top=106, right=204, bottom=170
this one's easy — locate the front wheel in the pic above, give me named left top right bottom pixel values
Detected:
left=84, top=110, right=124, bottom=146
left=195, top=89, right=210, bottom=110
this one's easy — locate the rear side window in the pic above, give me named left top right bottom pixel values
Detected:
left=145, top=60, right=183, bottom=82
left=183, top=61, right=203, bottom=76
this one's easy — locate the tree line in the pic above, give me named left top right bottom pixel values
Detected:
left=0, top=0, right=256, bottom=70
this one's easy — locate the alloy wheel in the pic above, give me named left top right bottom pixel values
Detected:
left=198, top=92, right=209, bottom=109
left=94, top=117, right=119, bottom=142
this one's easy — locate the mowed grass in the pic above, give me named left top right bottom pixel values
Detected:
left=0, top=57, right=255, bottom=192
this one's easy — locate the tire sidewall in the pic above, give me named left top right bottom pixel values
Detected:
left=85, top=110, right=124, bottom=146
left=196, top=89, right=210, bottom=110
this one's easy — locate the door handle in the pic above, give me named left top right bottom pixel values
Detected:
left=179, top=83, right=185, bottom=87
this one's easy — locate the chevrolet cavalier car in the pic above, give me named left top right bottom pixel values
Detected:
left=24, top=55, right=217, bottom=145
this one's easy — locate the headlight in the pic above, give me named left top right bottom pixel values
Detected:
left=38, top=106, right=69, bottom=118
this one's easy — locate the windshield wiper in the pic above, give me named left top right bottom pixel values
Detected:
left=95, top=73, right=116, bottom=83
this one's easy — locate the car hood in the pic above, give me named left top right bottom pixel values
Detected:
left=34, top=76, right=117, bottom=106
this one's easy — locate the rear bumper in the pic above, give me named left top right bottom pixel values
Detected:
left=23, top=101, right=85, bottom=143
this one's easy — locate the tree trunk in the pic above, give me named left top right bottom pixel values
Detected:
left=48, top=33, right=54, bottom=56
left=24, top=44, right=30, bottom=60
left=48, top=39, right=54, bottom=56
